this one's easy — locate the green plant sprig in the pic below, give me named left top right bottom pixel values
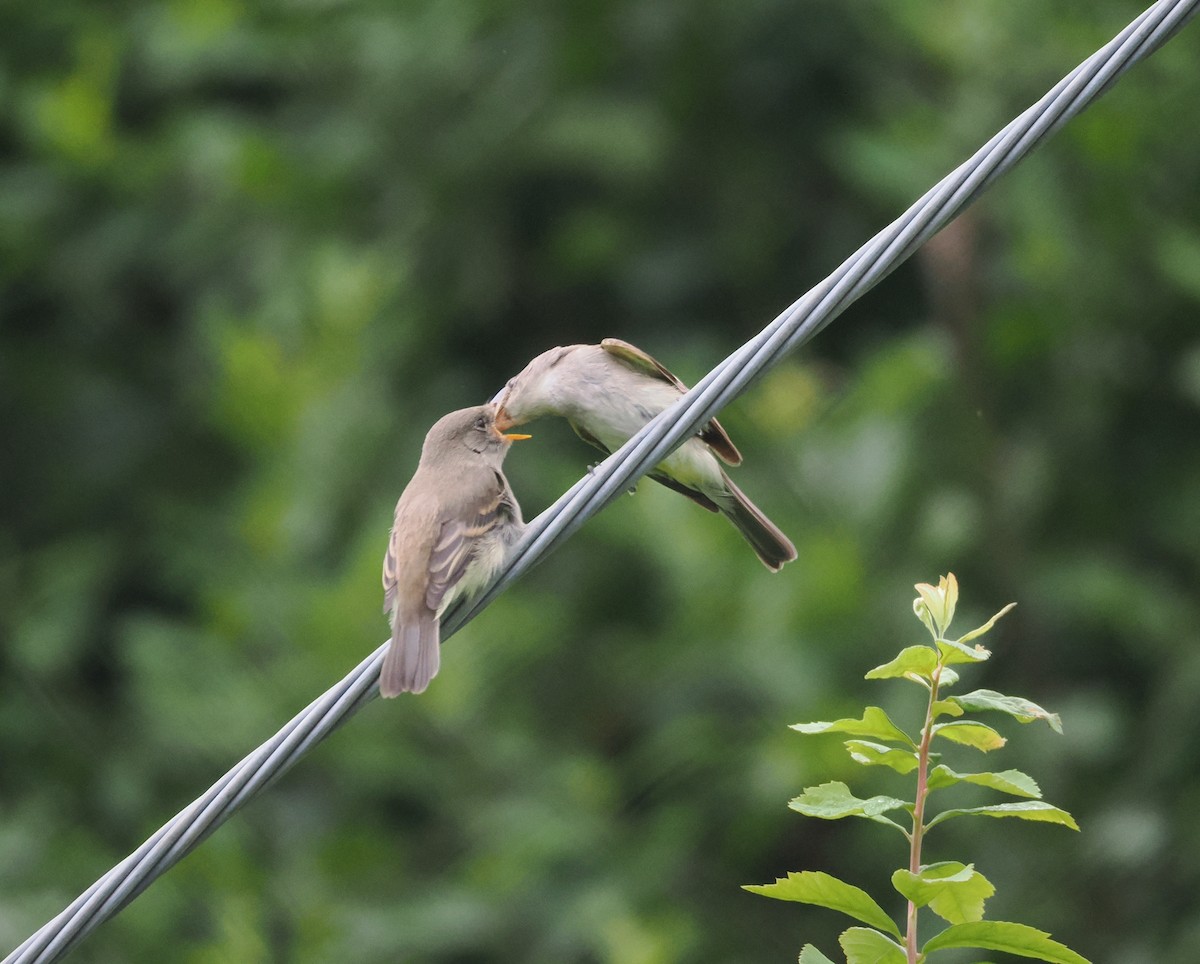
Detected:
left=746, top=574, right=1088, bottom=964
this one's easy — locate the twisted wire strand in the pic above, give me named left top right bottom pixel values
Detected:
left=8, top=1, right=1196, bottom=960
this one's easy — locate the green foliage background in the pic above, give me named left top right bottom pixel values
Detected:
left=3, top=1, right=1199, bottom=961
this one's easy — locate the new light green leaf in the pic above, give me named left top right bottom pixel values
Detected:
left=936, top=637, right=991, bottom=665
left=790, top=782, right=910, bottom=832
left=891, top=861, right=995, bottom=924
left=930, top=698, right=964, bottom=719
left=845, top=740, right=920, bottom=774
left=930, top=721, right=1006, bottom=751
left=914, top=594, right=937, bottom=638
left=798, top=947, right=837, bottom=964
left=743, top=871, right=901, bottom=938
left=926, top=765, right=1041, bottom=798
left=944, top=689, right=1063, bottom=734
left=935, top=665, right=960, bottom=689
left=914, top=574, right=958, bottom=637
left=923, top=920, right=1091, bottom=963
left=865, top=645, right=938, bottom=681
left=926, top=801, right=1079, bottom=831
left=955, top=602, right=1017, bottom=645
left=839, top=926, right=907, bottom=964
left=792, top=707, right=916, bottom=747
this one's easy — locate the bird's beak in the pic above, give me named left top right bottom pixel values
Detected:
left=491, top=407, right=530, bottom=441
left=493, top=405, right=516, bottom=431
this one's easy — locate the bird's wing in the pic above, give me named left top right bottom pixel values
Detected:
left=382, top=514, right=403, bottom=615
left=647, top=470, right=720, bottom=513
left=600, top=337, right=742, bottom=466
left=383, top=493, right=439, bottom=616
left=425, top=470, right=520, bottom=613
left=601, top=337, right=689, bottom=392
left=568, top=420, right=612, bottom=457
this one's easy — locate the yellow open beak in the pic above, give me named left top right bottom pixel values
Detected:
left=491, top=407, right=530, bottom=441
left=493, top=405, right=529, bottom=439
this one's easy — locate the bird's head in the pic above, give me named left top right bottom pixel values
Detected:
left=492, top=345, right=579, bottom=430
left=422, top=405, right=530, bottom=462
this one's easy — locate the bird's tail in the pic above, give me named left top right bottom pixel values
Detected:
left=716, top=472, right=798, bottom=572
left=380, top=610, right=440, bottom=697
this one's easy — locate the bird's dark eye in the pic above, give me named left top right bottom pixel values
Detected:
left=474, top=415, right=487, bottom=431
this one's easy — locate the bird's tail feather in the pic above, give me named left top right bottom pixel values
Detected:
left=380, top=611, right=440, bottom=697
left=717, top=473, right=798, bottom=572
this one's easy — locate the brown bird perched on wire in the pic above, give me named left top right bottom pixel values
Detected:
left=380, top=404, right=530, bottom=696
left=492, top=338, right=796, bottom=571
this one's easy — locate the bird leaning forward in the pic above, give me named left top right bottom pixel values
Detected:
left=492, top=338, right=796, bottom=572
left=380, top=404, right=530, bottom=697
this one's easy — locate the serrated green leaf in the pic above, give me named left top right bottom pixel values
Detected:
left=790, top=782, right=911, bottom=833
left=937, top=666, right=960, bottom=689
left=845, top=740, right=920, bottom=774
left=930, top=721, right=1006, bottom=751
left=840, top=926, right=907, bottom=964
left=931, top=698, right=964, bottom=719
left=925, top=801, right=1079, bottom=831
left=926, top=765, right=1041, bottom=798
left=936, top=637, right=991, bottom=665
left=866, top=645, right=938, bottom=682
left=798, top=946, right=838, bottom=964
left=955, top=602, right=1017, bottom=645
left=892, top=862, right=995, bottom=924
left=792, top=707, right=916, bottom=747
left=743, top=871, right=901, bottom=938
left=790, top=782, right=911, bottom=818
left=923, top=920, right=1091, bottom=963
left=945, top=689, right=1063, bottom=734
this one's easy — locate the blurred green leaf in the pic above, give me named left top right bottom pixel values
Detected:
left=744, top=871, right=901, bottom=938
left=790, top=782, right=910, bottom=833
left=844, top=740, right=921, bottom=774
left=922, top=921, right=1090, bottom=963
left=865, top=645, right=938, bottom=682
left=955, top=603, right=1017, bottom=645
left=926, top=766, right=1041, bottom=799
left=839, top=926, right=907, bottom=964
left=892, top=861, right=995, bottom=925
left=798, top=946, right=838, bottom=964
left=945, top=690, right=1064, bottom=734
left=936, top=637, right=992, bottom=666
left=930, top=698, right=964, bottom=719
left=792, top=707, right=916, bottom=747
left=930, top=721, right=1007, bottom=752
left=914, top=573, right=958, bottom=637
left=926, top=802, right=1079, bottom=832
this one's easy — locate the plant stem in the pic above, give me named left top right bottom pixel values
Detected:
left=906, top=661, right=942, bottom=963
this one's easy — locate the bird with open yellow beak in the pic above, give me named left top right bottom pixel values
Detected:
left=381, top=404, right=530, bottom=696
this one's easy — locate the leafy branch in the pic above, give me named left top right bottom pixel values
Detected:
left=745, top=574, right=1088, bottom=964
